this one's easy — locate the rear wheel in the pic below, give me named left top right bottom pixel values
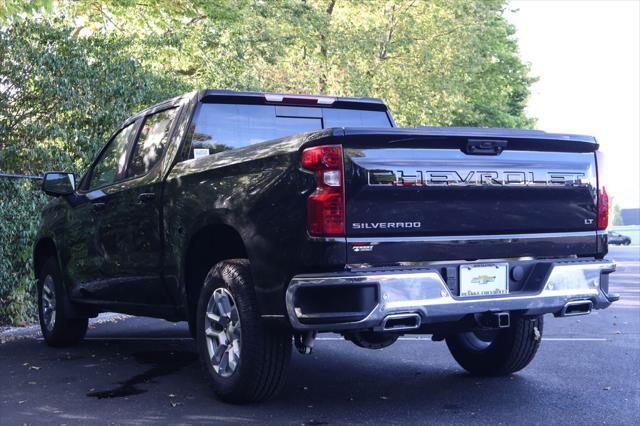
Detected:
left=187, top=315, right=197, bottom=339
left=196, top=259, right=291, bottom=403
left=37, top=258, right=88, bottom=346
left=445, top=315, right=543, bottom=376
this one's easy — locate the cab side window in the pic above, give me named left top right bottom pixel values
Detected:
left=89, top=122, right=137, bottom=190
left=127, top=108, right=177, bottom=178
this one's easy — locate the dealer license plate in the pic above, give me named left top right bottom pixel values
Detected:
left=459, top=263, right=509, bottom=297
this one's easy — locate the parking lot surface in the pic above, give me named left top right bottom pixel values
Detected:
left=1, top=246, right=638, bottom=425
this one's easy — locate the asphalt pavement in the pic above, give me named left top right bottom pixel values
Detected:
left=1, top=245, right=638, bottom=425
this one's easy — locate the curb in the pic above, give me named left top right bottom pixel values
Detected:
left=0, top=313, right=130, bottom=343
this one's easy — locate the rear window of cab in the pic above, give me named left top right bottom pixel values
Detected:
left=183, top=103, right=391, bottom=160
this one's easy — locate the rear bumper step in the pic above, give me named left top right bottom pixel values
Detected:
left=285, top=258, right=616, bottom=331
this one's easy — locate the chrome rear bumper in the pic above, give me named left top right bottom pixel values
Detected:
left=285, top=259, right=616, bottom=331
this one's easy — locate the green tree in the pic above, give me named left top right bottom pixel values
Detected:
left=30, top=0, right=535, bottom=128
left=0, top=178, right=46, bottom=325
left=0, top=0, right=53, bottom=19
left=0, top=18, right=185, bottom=323
left=0, top=18, right=187, bottom=175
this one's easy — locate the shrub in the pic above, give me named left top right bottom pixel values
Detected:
left=0, top=18, right=186, bottom=325
left=0, top=179, right=47, bottom=325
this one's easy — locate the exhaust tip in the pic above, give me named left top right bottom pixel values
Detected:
left=382, top=313, right=421, bottom=331
left=559, top=300, right=592, bottom=317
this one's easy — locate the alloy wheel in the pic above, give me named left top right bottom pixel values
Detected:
left=204, top=288, right=242, bottom=378
left=42, top=275, right=57, bottom=332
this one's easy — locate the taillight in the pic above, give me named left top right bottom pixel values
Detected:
left=595, top=151, right=609, bottom=230
left=301, top=145, right=345, bottom=237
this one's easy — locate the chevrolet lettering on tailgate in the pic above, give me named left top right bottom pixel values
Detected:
left=368, top=169, right=586, bottom=186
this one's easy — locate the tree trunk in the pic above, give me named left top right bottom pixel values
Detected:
left=318, top=0, right=336, bottom=93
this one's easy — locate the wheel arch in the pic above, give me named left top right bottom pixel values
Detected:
left=33, top=237, right=96, bottom=319
left=183, top=223, right=249, bottom=322
left=33, top=237, right=58, bottom=279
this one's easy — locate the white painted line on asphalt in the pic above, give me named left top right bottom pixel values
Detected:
left=540, top=337, right=608, bottom=341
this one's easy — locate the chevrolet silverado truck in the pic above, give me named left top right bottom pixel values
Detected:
left=34, top=90, right=618, bottom=403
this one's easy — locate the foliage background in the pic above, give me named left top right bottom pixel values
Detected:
left=0, top=0, right=534, bottom=325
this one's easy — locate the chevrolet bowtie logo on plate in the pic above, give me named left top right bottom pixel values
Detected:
left=460, top=263, right=509, bottom=297
left=471, top=275, right=497, bottom=285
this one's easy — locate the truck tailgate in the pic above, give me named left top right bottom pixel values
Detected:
left=340, top=128, right=601, bottom=263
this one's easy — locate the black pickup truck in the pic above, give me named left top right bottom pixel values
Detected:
left=34, top=90, right=617, bottom=402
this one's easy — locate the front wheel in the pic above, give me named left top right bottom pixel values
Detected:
left=37, top=258, right=88, bottom=346
left=196, top=259, right=292, bottom=403
left=445, top=315, right=543, bottom=376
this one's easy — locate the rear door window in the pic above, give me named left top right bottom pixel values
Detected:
left=127, top=108, right=177, bottom=178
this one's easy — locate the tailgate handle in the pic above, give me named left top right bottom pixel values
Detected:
left=465, top=139, right=507, bottom=155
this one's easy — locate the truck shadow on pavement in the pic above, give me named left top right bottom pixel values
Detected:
left=86, top=350, right=198, bottom=399
left=78, top=337, right=535, bottom=410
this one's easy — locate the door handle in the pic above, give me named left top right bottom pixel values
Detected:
left=91, top=202, right=106, bottom=211
left=137, top=193, right=156, bottom=203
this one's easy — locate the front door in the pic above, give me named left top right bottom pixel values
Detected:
left=66, top=119, right=139, bottom=301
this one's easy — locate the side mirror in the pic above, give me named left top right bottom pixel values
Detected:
left=42, top=172, right=76, bottom=197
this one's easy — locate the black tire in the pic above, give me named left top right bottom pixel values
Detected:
left=445, top=315, right=543, bottom=376
left=37, top=258, right=88, bottom=347
left=187, top=316, right=197, bottom=339
left=196, top=259, right=291, bottom=403
left=624, top=240, right=631, bottom=246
